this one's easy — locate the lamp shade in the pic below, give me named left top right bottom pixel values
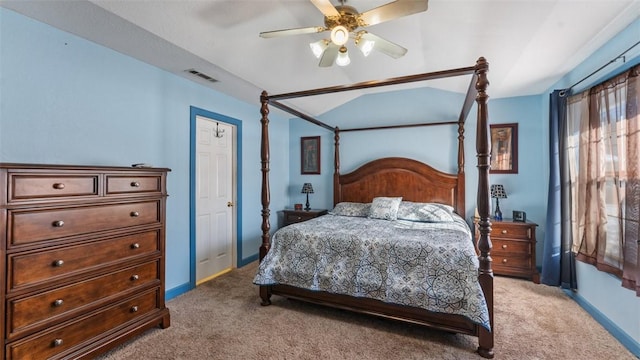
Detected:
left=490, top=184, right=507, bottom=199
left=301, top=183, right=314, bottom=194
left=335, top=46, right=351, bottom=67
left=309, top=39, right=328, bottom=58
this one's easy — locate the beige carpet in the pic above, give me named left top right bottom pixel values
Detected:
left=97, top=262, right=636, bottom=360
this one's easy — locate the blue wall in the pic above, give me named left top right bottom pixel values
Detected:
left=0, top=8, right=290, bottom=297
left=288, top=82, right=545, bottom=244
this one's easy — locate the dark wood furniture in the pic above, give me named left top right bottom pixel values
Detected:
left=259, top=58, right=494, bottom=358
left=0, top=163, right=170, bottom=360
left=283, top=209, right=328, bottom=226
left=480, top=219, right=539, bottom=283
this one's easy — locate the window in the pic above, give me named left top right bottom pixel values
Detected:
left=564, top=64, right=639, bottom=294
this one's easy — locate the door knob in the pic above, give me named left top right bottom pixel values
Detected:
left=227, top=202, right=233, bottom=207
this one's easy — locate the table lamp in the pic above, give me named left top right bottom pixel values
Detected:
left=301, top=183, right=314, bottom=211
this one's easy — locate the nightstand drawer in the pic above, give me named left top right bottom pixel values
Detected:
left=492, top=238, right=530, bottom=254
left=285, top=213, right=314, bottom=223
left=282, top=209, right=328, bottom=226
left=492, top=223, right=532, bottom=240
left=493, top=254, right=531, bottom=272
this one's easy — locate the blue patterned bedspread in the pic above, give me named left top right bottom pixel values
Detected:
left=253, top=214, right=490, bottom=330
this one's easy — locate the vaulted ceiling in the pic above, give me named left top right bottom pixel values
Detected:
left=3, top=0, right=639, bottom=116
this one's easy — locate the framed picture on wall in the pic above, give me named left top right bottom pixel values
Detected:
left=301, top=136, right=320, bottom=174
left=490, top=123, right=518, bottom=174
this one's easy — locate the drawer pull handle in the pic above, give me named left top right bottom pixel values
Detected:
left=501, top=230, right=507, bottom=234
left=52, top=183, right=65, bottom=190
left=131, top=274, right=139, bottom=281
left=131, top=243, right=140, bottom=249
left=130, top=211, right=140, bottom=217
left=131, top=306, right=139, bottom=313
left=131, top=181, right=140, bottom=187
left=52, top=220, right=65, bottom=227
left=53, top=338, right=63, bottom=347
left=52, top=259, right=64, bottom=267
left=502, top=259, right=508, bottom=263
left=502, top=244, right=508, bottom=249
left=53, top=299, right=64, bottom=307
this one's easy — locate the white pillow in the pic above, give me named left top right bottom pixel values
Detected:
left=329, top=202, right=371, bottom=217
left=397, top=201, right=455, bottom=222
left=368, top=197, right=403, bottom=220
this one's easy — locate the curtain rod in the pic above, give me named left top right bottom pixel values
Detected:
left=564, top=40, right=640, bottom=94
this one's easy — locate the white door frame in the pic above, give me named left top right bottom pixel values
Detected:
left=189, top=107, right=246, bottom=289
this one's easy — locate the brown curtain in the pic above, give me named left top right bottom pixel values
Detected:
left=569, top=64, right=640, bottom=296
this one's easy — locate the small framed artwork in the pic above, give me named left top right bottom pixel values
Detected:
left=301, top=136, right=320, bottom=174
left=490, top=123, right=518, bottom=174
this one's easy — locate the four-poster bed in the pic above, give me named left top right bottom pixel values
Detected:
left=256, top=57, right=494, bottom=358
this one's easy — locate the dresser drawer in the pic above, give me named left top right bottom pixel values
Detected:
left=8, top=261, right=159, bottom=339
left=6, top=289, right=160, bottom=360
left=8, top=201, right=160, bottom=246
left=106, top=175, right=162, bottom=195
left=9, top=174, right=99, bottom=201
left=8, top=230, right=160, bottom=291
left=491, top=223, right=532, bottom=240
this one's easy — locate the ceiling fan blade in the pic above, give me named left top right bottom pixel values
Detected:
left=319, top=43, right=339, bottom=67
left=259, top=26, right=325, bottom=38
left=362, top=32, right=407, bottom=59
left=359, top=0, right=429, bottom=26
left=310, top=0, right=341, bottom=18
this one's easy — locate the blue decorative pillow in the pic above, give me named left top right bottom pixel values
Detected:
left=368, top=197, right=403, bottom=220
left=397, top=201, right=455, bottom=222
left=330, top=202, right=371, bottom=217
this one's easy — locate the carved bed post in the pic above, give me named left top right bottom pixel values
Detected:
left=259, top=91, right=272, bottom=305
left=475, top=57, right=494, bottom=358
left=333, top=127, right=341, bottom=206
left=457, top=120, right=466, bottom=215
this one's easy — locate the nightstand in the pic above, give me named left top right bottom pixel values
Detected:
left=476, top=219, right=539, bottom=283
left=282, top=209, right=328, bottom=226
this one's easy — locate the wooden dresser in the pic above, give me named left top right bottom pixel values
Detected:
left=477, top=219, right=539, bottom=283
left=0, top=163, right=171, bottom=359
left=282, top=209, right=328, bottom=226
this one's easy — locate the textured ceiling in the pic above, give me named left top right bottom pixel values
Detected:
left=2, top=0, right=639, bottom=116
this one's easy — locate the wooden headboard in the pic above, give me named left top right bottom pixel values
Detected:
left=334, top=157, right=465, bottom=216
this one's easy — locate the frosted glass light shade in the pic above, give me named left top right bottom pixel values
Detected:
left=330, top=26, right=349, bottom=46
left=336, top=46, right=350, bottom=66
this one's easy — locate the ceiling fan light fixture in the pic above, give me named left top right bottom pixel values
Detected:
left=309, top=39, right=329, bottom=58
left=330, top=25, right=349, bottom=46
left=335, top=46, right=350, bottom=67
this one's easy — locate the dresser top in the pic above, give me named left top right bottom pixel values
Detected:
left=0, top=163, right=171, bottom=172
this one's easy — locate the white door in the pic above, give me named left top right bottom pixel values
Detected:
left=195, top=116, right=235, bottom=284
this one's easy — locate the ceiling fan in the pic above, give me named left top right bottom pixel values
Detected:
left=259, top=0, right=429, bottom=67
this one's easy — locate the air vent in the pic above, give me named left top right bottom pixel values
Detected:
left=184, top=69, right=219, bottom=83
